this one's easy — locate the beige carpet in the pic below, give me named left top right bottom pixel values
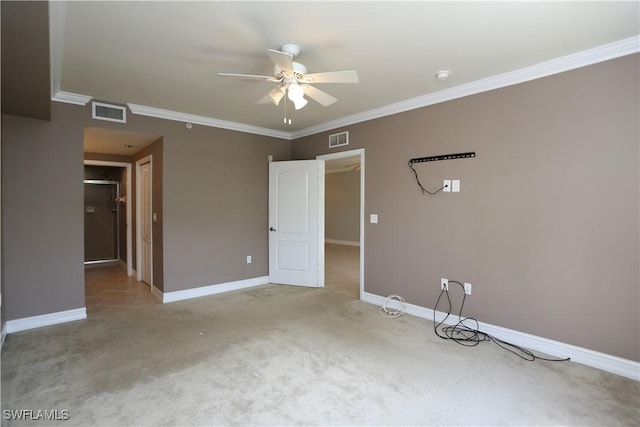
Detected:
left=2, top=284, right=639, bottom=426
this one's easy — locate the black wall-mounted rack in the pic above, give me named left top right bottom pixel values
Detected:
left=409, top=152, right=476, bottom=164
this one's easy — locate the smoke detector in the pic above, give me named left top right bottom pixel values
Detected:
left=435, top=70, right=451, bottom=81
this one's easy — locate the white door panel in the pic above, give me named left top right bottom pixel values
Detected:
left=269, top=160, right=324, bottom=287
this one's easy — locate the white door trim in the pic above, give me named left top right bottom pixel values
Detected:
left=136, top=155, right=153, bottom=285
left=84, top=160, right=133, bottom=276
left=316, top=148, right=365, bottom=299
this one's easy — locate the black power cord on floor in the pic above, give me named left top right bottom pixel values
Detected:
left=433, top=280, right=571, bottom=363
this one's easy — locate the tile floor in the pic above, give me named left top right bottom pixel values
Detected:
left=84, top=263, right=160, bottom=316
left=84, top=243, right=360, bottom=315
left=324, top=243, right=360, bottom=298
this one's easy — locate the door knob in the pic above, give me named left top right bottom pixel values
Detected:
left=269, top=227, right=276, bottom=232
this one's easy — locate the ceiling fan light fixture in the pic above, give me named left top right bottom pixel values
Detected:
left=287, top=82, right=305, bottom=101
left=268, top=87, right=285, bottom=105
left=287, top=82, right=308, bottom=109
left=292, top=97, right=308, bottom=110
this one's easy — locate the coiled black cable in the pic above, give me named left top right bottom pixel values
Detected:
left=433, top=280, right=570, bottom=362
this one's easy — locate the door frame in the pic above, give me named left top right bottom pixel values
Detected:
left=136, top=155, right=153, bottom=286
left=316, top=148, right=365, bottom=299
left=84, top=160, right=133, bottom=276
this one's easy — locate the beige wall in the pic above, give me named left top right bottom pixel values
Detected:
left=2, top=108, right=86, bottom=319
left=2, top=101, right=290, bottom=320
left=293, top=55, right=640, bottom=362
left=326, top=171, right=360, bottom=243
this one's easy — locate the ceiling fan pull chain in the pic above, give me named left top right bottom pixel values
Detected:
left=284, top=95, right=288, bottom=124
left=283, top=96, right=292, bottom=125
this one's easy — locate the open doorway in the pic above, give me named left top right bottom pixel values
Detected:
left=84, top=163, right=131, bottom=270
left=83, top=127, right=162, bottom=315
left=317, top=149, right=365, bottom=299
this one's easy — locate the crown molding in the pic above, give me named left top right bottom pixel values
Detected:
left=52, top=91, right=93, bottom=106
left=127, top=103, right=291, bottom=140
left=49, top=32, right=638, bottom=140
left=290, top=35, right=640, bottom=139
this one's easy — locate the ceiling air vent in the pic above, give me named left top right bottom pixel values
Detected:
left=329, top=131, right=349, bottom=148
left=92, top=102, right=127, bottom=123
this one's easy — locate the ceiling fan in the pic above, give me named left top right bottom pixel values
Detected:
left=218, top=43, right=359, bottom=111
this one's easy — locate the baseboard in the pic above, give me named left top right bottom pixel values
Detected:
left=5, top=308, right=87, bottom=334
left=150, top=284, right=163, bottom=300
left=119, top=260, right=135, bottom=277
left=325, top=239, right=360, bottom=247
left=362, top=292, right=640, bottom=381
left=162, top=276, right=270, bottom=303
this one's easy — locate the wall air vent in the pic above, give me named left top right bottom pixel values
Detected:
left=92, top=102, right=127, bottom=123
left=329, top=131, right=349, bottom=148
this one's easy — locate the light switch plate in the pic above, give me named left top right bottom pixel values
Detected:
left=370, top=214, right=378, bottom=224
left=452, top=180, right=460, bottom=192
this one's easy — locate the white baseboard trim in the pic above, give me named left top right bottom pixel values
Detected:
left=325, top=239, right=360, bottom=247
left=5, top=308, right=87, bottom=334
left=362, top=291, right=640, bottom=381
left=162, top=276, right=270, bottom=304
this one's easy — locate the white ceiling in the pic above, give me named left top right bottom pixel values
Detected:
left=54, top=1, right=639, bottom=145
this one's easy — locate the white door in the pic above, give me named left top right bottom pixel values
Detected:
left=269, top=160, right=324, bottom=287
left=140, top=161, right=152, bottom=285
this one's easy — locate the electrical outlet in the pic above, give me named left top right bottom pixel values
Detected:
left=441, top=278, right=449, bottom=291
left=443, top=180, right=451, bottom=192
left=464, top=282, right=472, bottom=295
left=246, top=256, right=252, bottom=264
left=452, top=180, right=460, bottom=192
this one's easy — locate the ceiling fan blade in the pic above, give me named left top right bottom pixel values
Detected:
left=218, top=72, right=280, bottom=82
left=267, top=49, right=294, bottom=72
left=303, top=85, right=337, bottom=107
left=301, top=70, right=359, bottom=84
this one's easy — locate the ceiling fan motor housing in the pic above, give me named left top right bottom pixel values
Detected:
left=274, top=61, right=307, bottom=80
left=279, top=43, right=301, bottom=57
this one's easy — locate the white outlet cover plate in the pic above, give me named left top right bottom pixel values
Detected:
left=464, top=282, right=472, bottom=294
left=452, top=180, right=460, bottom=192
left=443, top=180, right=451, bottom=192
left=370, top=214, right=378, bottom=224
